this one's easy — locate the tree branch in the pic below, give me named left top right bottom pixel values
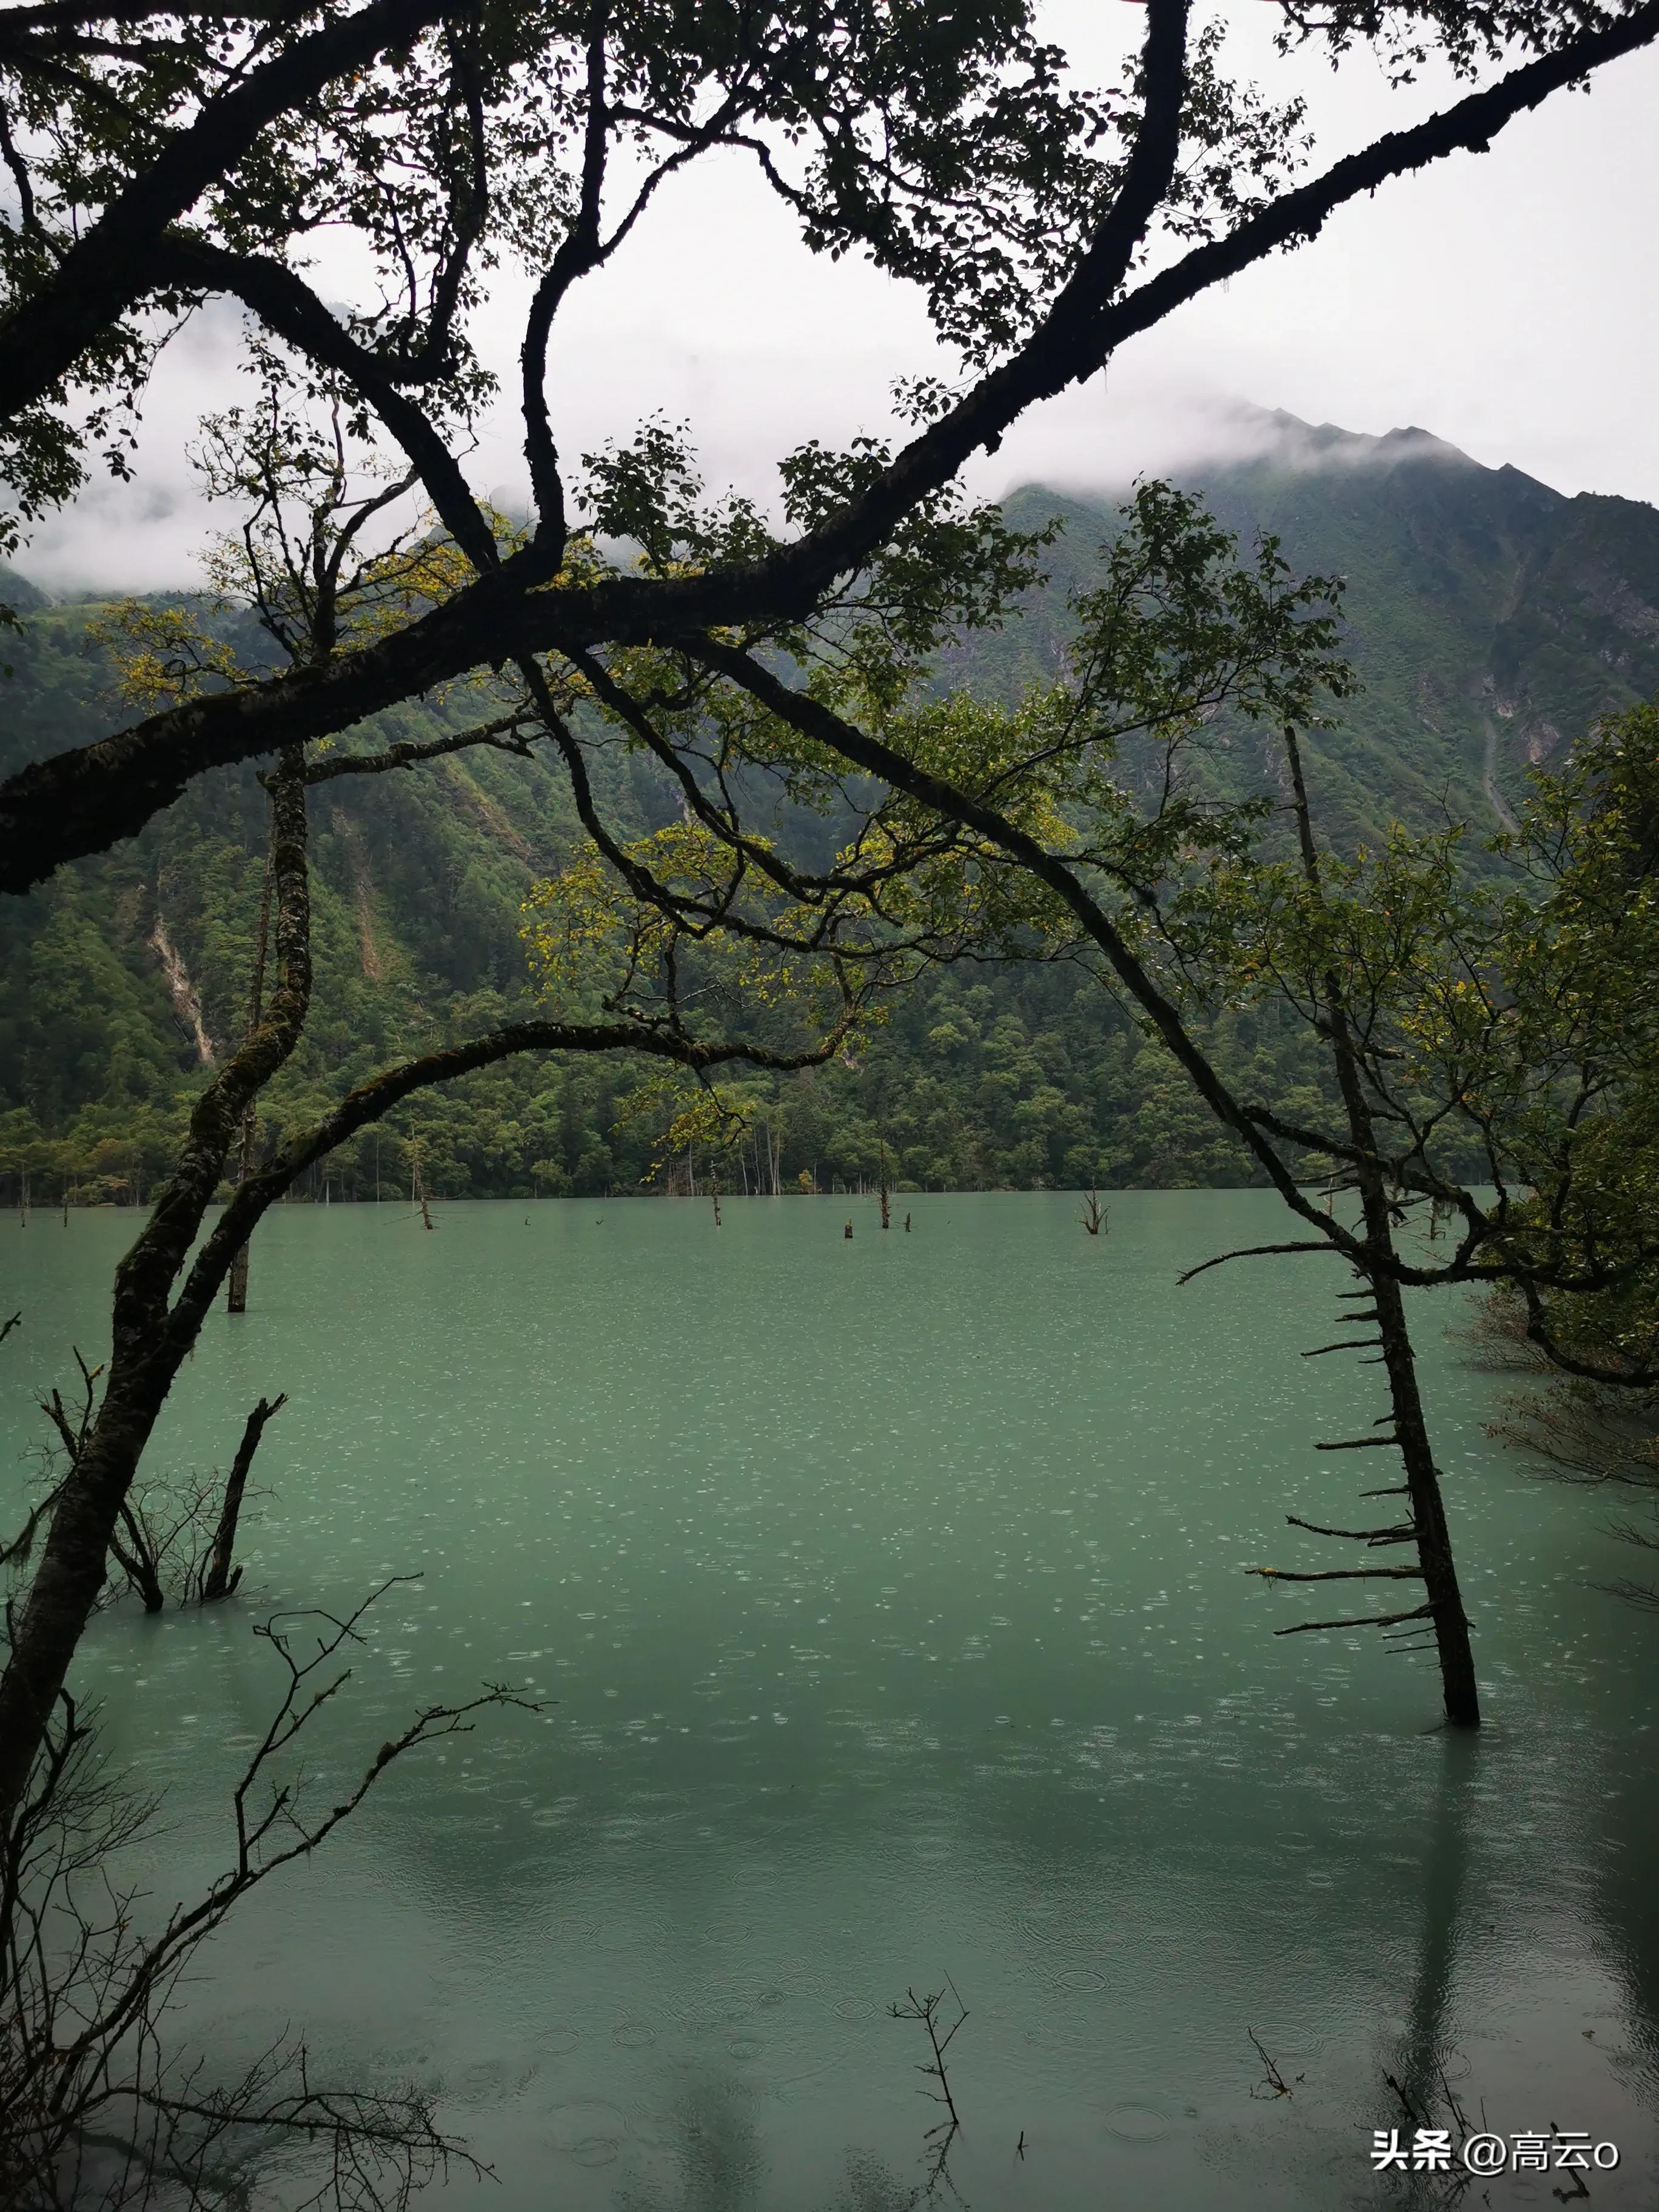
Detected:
left=0, top=0, right=451, bottom=424
left=297, top=710, right=536, bottom=783
left=163, top=1011, right=854, bottom=1347
left=5, top=2, right=1658, bottom=885
left=152, top=236, right=499, bottom=573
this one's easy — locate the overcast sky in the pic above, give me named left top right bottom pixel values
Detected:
left=21, top=4, right=1659, bottom=591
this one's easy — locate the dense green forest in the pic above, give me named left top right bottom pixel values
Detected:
left=4, top=410, right=1658, bottom=1202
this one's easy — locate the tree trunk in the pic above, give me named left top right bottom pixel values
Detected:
left=1366, top=1246, right=1480, bottom=1727
left=202, top=1392, right=286, bottom=1602
left=413, top=1153, right=434, bottom=1229
left=0, top=1350, right=187, bottom=1805
left=1283, top=726, right=1479, bottom=1729
left=0, top=754, right=312, bottom=1828
left=226, top=848, right=272, bottom=1315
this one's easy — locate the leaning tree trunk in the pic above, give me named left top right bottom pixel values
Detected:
left=201, top=1392, right=286, bottom=1601
left=1283, top=727, right=1479, bottom=1729
left=1333, top=1176, right=1481, bottom=1729
left=0, top=756, right=312, bottom=1828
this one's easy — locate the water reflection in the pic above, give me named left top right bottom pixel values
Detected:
left=608, top=2068, right=764, bottom=2211
left=1392, top=1738, right=1475, bottom=2120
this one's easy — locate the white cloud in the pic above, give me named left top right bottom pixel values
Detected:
left=21, top=296, right=258, bottom=594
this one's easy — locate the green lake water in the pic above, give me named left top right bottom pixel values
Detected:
left=2, top=1191, right=1657, bottom=2210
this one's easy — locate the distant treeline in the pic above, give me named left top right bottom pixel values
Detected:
left=0, top=954, right=1372, bottom=1201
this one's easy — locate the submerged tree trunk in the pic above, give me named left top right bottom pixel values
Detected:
left=201, top=1392, right=286, bottom=1602
left=225, top=1183, right=253, bottom=1311
left=226, top=1148, right=253, bottom=1307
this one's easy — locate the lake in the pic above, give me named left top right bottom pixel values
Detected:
left=2, top=1191, right=1656, bottom=2209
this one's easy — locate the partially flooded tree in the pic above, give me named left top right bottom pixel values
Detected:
left=196, top=1390, right=287, bottom=1603
left=7, top=1340, right=289, bottom=1617
left=887, top=1979, right=969, bottom=2199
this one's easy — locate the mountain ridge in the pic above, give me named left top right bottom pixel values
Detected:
left=980, top=407, right=1659, bottom=850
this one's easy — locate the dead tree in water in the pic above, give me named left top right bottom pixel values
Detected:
left=889, top=1977, right=969, bottom=2194
left=1244, top=727, right=1479, bottom=1729
left=878, top=1140, right=892, bottom=1230
left=412, top=1148, right=434, bottom=1230
left=1081, top=1189, right=1107, bottom=1236
left=199, top=1392, right=287, bottom=1602
left=19, top=1335, right=289, bottom=1618
left=888, top=1982, right=967, bottom=2130
left=36, top=1352, right=166, bottom=1616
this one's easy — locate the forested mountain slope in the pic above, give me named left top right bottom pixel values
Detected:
left=2, top=413, right=1656, bottom=1200
left=978, top=412, right=1659, bottom=848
